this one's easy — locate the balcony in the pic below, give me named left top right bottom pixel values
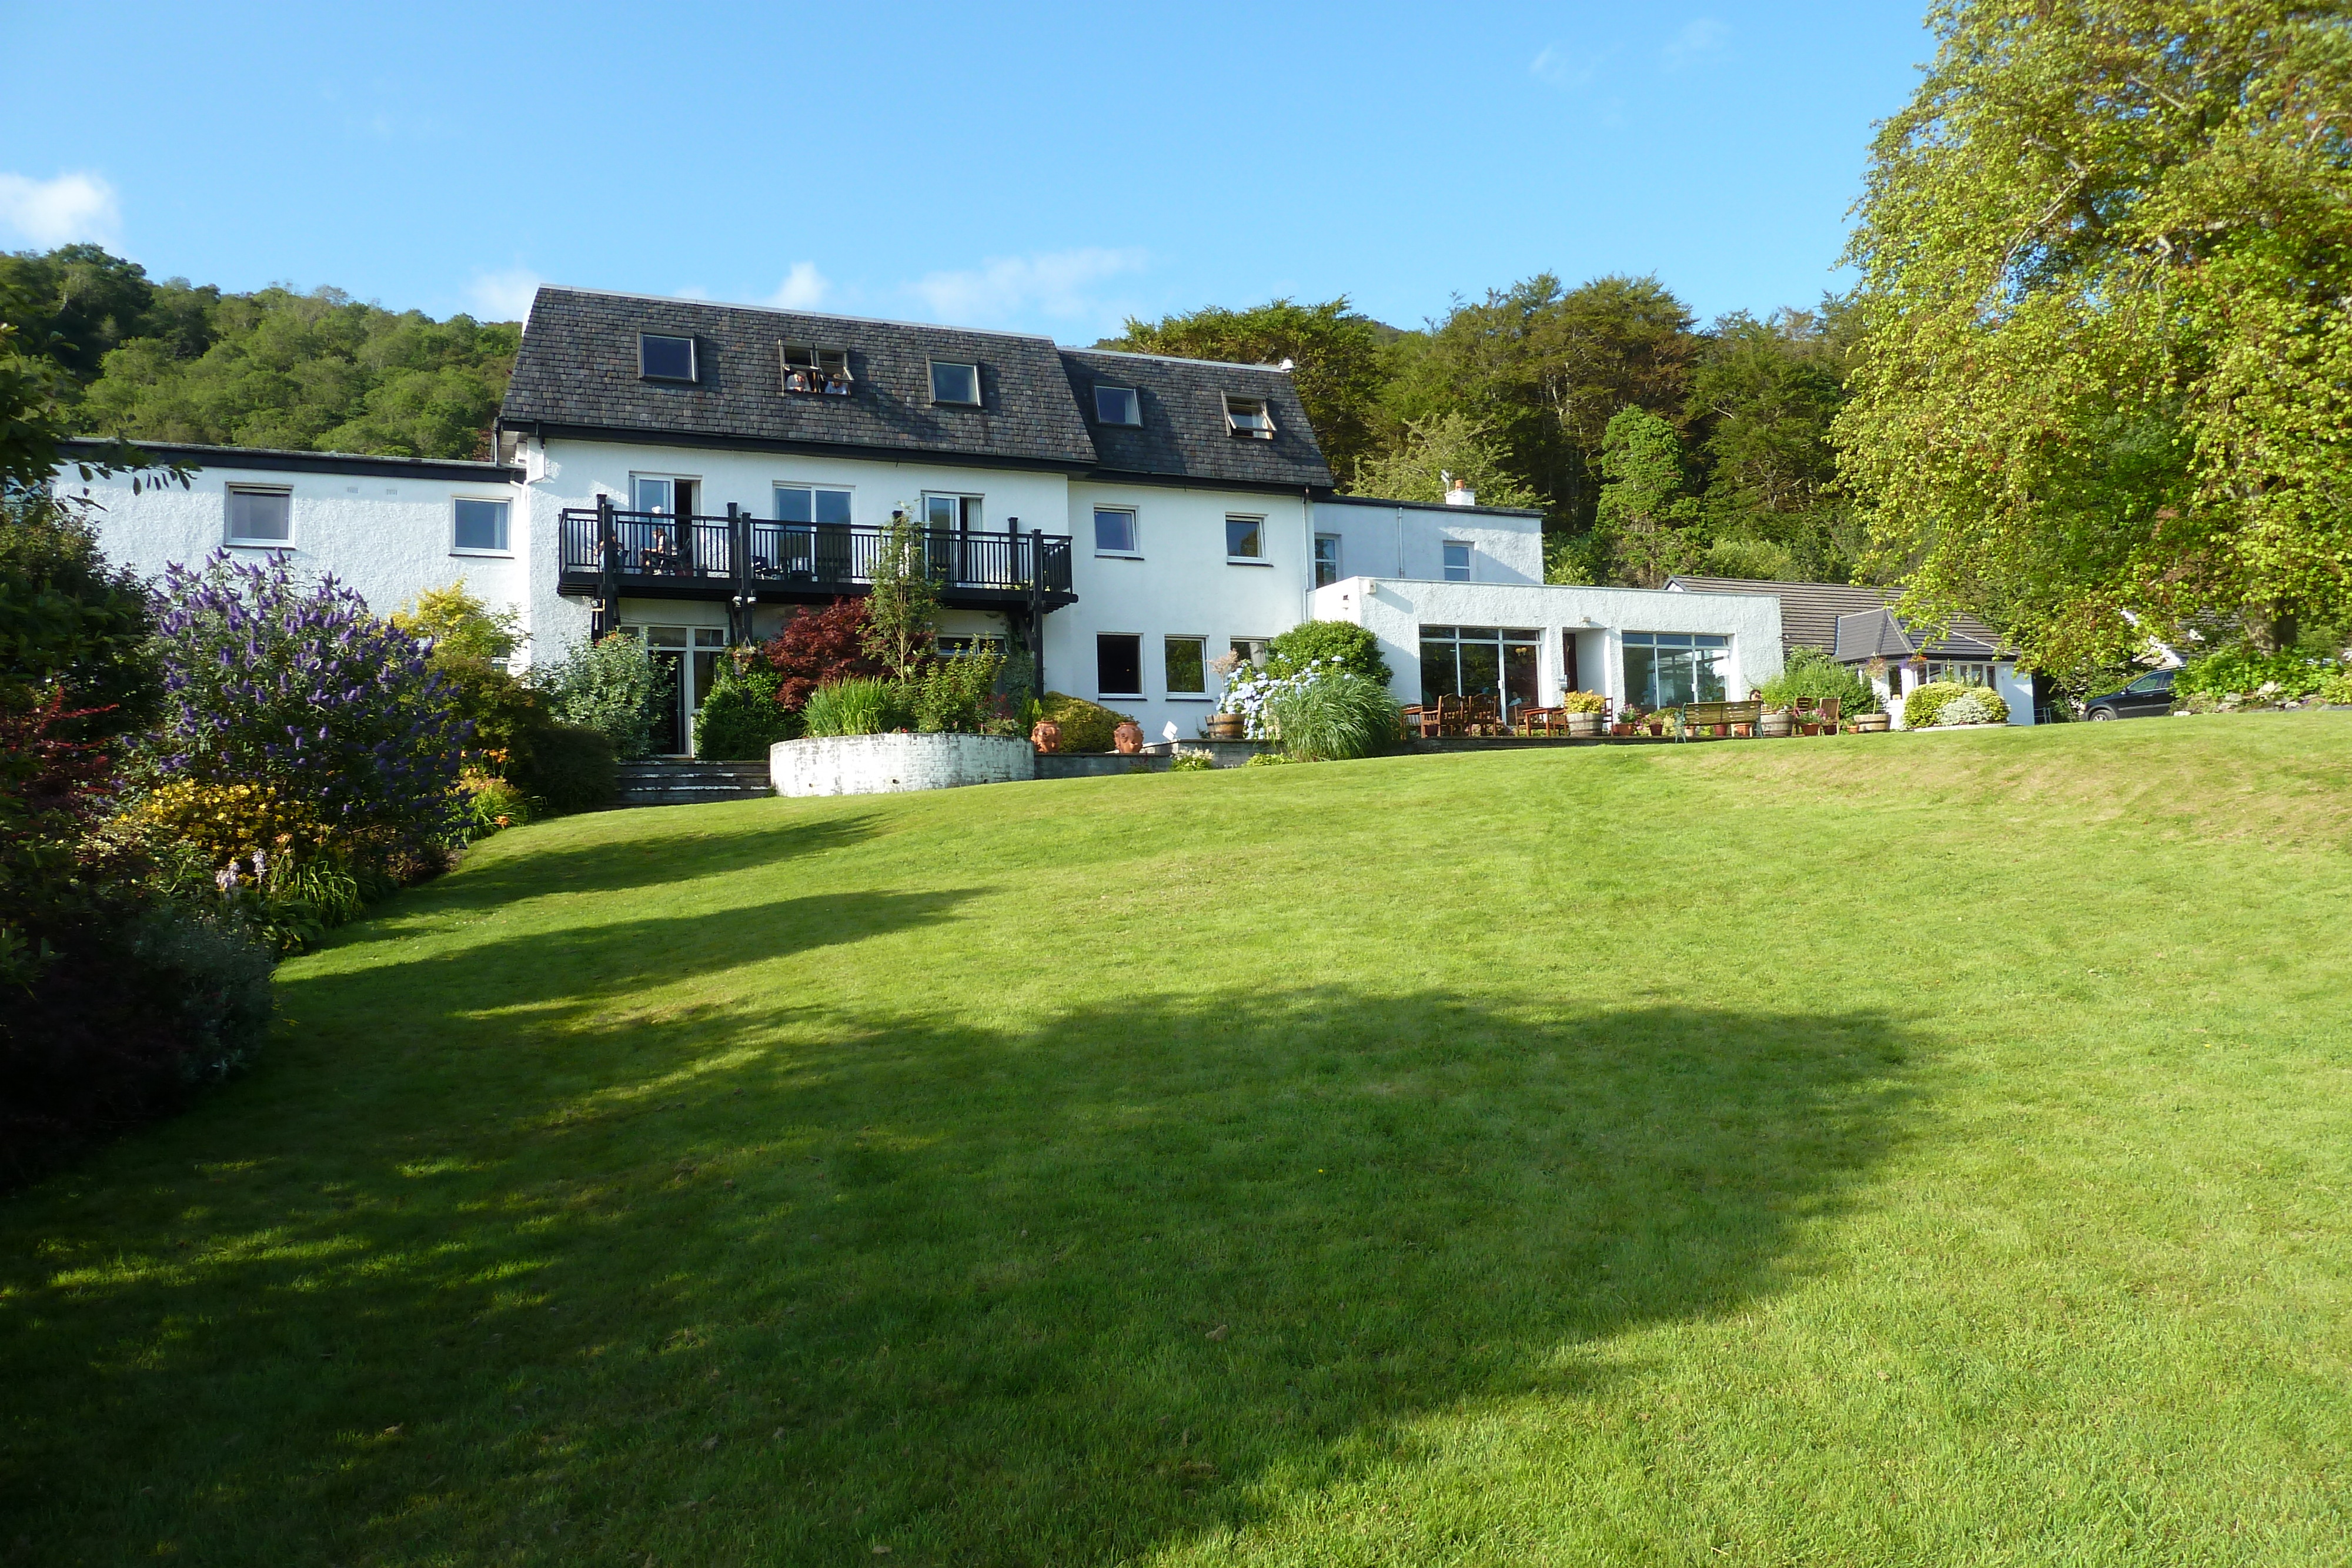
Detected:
left=558, top=507, right=1076, bottom=611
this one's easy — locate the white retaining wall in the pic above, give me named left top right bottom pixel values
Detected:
left=769, top=733, right=1036, bottom=797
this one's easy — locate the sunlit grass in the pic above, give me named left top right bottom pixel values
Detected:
left=3, top=715, right=2350, bottom=1564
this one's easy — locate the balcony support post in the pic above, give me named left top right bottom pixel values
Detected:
left=595, top=494, right=620, bottom=638
left=726, top=502, right=750, bottom=646
left=1028, top=527, right=1046, bottom=698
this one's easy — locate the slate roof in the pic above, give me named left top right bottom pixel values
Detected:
left=499, top=288, right=1336, bottom=488
left=501, top=289, right=1099, bottom=469
left=54, top=437, right=518, bottom=484
left=1666, top=576, right=2009, bottom=660
left=1058, top=349, right=1334, bottom=489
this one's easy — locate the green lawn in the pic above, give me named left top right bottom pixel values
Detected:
left=5, top=717, right=2351, bottom=1566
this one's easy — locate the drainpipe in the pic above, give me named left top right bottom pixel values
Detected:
left=1302, top=486, right=1315, bottom=623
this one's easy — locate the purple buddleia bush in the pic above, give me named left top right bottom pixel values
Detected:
left=151, top=551, right=468, bottom=859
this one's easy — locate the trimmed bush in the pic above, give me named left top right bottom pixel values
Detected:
left=1905, top=681, right=2009, bottom=727
left=1037, top=692, right=1135, bottom=753
left=1905, top=681, right=1963, bottom=728
left=507, top=722, right=617, bottom=814
left=540, top=632, right=665, bottom=761
left=694, top=663, right=795, bottom=760
left=802, top=677, right=905, bottom=737
left=1265, top=620, right=1392, bottom=684
left=1267, top=671, right=1404, bottom=761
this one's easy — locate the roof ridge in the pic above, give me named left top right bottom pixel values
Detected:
left=530, top=285, right=1060, bottom=346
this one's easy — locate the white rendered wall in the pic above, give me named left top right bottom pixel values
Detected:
left=1993, top=662, right=2037, bottom=725
left=1311, top=499, right=1543, bottom=586
left=770, top=733, right=1035, bottom=796
left=1063, top=479, right=1314, bottom=741
left=59, top=462, right=532, bottom=641
left=1309, top=576, right=1785, bottom=711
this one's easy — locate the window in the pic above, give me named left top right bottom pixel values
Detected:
left=937, top=635, right=1007, bottom=657
left=775, top=484, right=854, bottom=526
left=1225, top=515, right=1264, bottom=560
left=225, top=486, right=291, bottom=544
left=453, top=497, right=510, bottom=553
left=1094, top=385, right=1140, bottom=425
left=781, top=343, right=852, bottom=394
left=1094, top=506, right=1138, bottom=554
left=1927, top=660, right=1996, bottom=687
left=1165, top=636, right=1208, bottom=696
left=1223, top=394, right=1274, bottom=439
left=639, top=333, right=697, bottom=382
left=1097, top=633, right=1143, bottom=697
left=1419, top=625, right=1539, bottom=716
left=1622, top=631, right=1730, bottom=708
left=1442, top=540, right=1472, bottom=582
left=930, top=360, right=980, bottom=404
left=1314, top=533, right=1342, bottom=587
left=1230, top=637, right=1269, bottom=670
left=924, top=493, right=983, bottom=531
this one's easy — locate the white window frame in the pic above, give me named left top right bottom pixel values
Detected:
left=630, top=473, right=699, bottom=517
left=1223, top=393, right=1275, bottom=439
left=773, top=482, right=856, bottom=525
left=1093, top=505, right=1140, bottom=557
left=780, top=342, right=852, bottom=394
left=1164, top=634, right=1211, bottom=699
left=1229, top=636, right=1271, bottom=670
left=224, top=484, right=293, bottom=547
left=1094, top=385, right=1141, bottom=426
left=450, top=495, right=513, bottom=556
left=1095, top=631, right=1145, bottom=698
left=1314, top=532, right=1342, bottom=587
left=639, top=333, right=698, bottom=383
left=928, top=360, right=981, bottom=406
left=1442, top=540, right=1474, bottom=582
left=1225, top=513, right=1269, bottom=563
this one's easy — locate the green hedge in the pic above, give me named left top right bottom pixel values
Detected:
left=1038, top=692, right=1135, bottom=753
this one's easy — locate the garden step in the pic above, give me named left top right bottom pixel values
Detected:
left=613, top=759, right=773, bottom=807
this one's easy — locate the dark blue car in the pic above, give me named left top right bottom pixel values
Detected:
left=2085, top=668, right=2175, bottom=720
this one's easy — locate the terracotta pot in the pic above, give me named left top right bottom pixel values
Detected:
left=1799, top=723, right=1822, bottom=736
left=1030, top=719, right=1062, bottom=754
left=1112, top=721, right=1145, bottom=754
left=1646, top=719, right=1664, bottom=735
left=1207, top=712, right=1245, bottom=741
left=1610, top=723, right=1632, bottom=737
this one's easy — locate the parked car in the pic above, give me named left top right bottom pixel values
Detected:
left=2085, top=668, right=2176, bottom=720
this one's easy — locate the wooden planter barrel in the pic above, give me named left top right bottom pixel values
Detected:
left=1565, top=711, right=1603, bottom=738
left=1207, top=712, right=1245, bottom=741
left=1759, top=710, right=1793, bottom=738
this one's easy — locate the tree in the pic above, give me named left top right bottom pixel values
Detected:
left=1102, top=298, right=1388, bottom=479
left=1345, top=411, right=1545, bottom=513
left=1378, top=274, right=1699, bottom=539
left=1685, top=305, right=1863, bottom=582
left=1837, top=0, right=2352, bottom=676
left=861, top=508, right=940, bottom=681
left=1594, top=406, right=1702, bottom=588
left=760, top=599, right=883, bottom=712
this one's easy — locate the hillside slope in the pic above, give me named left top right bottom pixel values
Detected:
left=5, top=717, right=2350, bottom=1564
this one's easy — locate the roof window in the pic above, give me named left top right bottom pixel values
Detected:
left=639, top=333, right=697, bottom=382
left=930, top=361, right=980, bottom=406
left=1094, top=385, right=1141, bottom=426
left=781, top=343, right=852, bottom=396
left=1224, top=393, right=1274, bottom=440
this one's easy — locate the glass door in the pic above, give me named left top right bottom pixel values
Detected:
left=638, top=626, right=731, bottom=755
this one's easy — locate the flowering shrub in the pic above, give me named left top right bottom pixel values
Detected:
left=457, top=769, right=530, bottom=839
left=539, top=631, right=663, bottom=761
left=1216, top=657, right=1372, bottom=742
left=1559, top=690, right=1609, bottom=714
left=151, top=552, right=466, bottom=868
left=132, top=779, right=326, bottom=871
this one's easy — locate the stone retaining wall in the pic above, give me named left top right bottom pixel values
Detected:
left=769, top=733, right=1036, bottom=797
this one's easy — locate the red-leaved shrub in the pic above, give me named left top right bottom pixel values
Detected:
left=761, top=599, right=885, bottom=712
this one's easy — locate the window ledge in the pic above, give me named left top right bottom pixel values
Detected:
left=451, top=548, right=514, bottom=559
left=226, top=539, right=294, bottom=549
left=1226, top=557, right=1274, bottom=567
left=1165, top=694, right=1213, bottom=703
left=1094, top=551, right=1145, bottom=561
left=1097, top=691, right=1144, bottom=701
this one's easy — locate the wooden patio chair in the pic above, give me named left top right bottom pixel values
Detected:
left=1434, top=694, right=1469, bottom=737
left=1815, top=696, right=1842, bottom=733
left=1464, top=694, right=1501, bottom=735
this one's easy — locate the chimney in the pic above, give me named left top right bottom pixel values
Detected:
left=1442, top=470, right=1476, bottom=507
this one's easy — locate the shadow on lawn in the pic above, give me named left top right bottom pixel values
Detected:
left=0, top=982, right=1925, bottom=1566
left=433, top=809, right=880, bottom=905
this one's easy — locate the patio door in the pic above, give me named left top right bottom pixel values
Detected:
left=1418, top=625, right=1541, bottom=721
left=639, top=625, right=729, bottom=755
left=925, top=493, right=982, bottom=583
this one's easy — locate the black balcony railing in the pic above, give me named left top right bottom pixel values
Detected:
left=559, top=507, right=1073, bottom=597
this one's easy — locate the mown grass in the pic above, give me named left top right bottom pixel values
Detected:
left=5, top=714, right=2351, bottom=1566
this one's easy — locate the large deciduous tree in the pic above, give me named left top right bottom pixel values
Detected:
left=1838, top=1, right=2352, bottom=673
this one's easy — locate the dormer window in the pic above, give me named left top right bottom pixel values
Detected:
left=1224, top=393, right=1274, bottom=439
left=1094, top=385, right=1140, bottom=426
left=781, top=343, right=853, bottom=395
left=929, top=361, right=981, bottom=406
left=639, top=333, right=697, bottom=382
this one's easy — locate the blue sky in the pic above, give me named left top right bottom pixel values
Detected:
left=0, top=1, right=1933, bottom=341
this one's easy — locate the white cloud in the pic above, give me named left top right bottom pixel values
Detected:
left=466, top=267, right=544, bottom=320
left=0, top=171, right=121, bottom=247
left=1529, top=43, right=1596, bottom=89
left=1664, top=18, right=1729, bottom=66
left=906, top=247, right=1147, bottom=329
left=766, top=262, right=831, bottom=310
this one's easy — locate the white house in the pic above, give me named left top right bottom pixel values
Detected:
left=61, top=286, right=1787, bottom=753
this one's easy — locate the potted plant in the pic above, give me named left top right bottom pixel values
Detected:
left=1561, top=690, right=1608, bottom=738
left=1612, top=703, right=1642, bottom=737
left=1759, top=705, right=1793, bottom=738
left=1207, top=711, right=1245, bottom=741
